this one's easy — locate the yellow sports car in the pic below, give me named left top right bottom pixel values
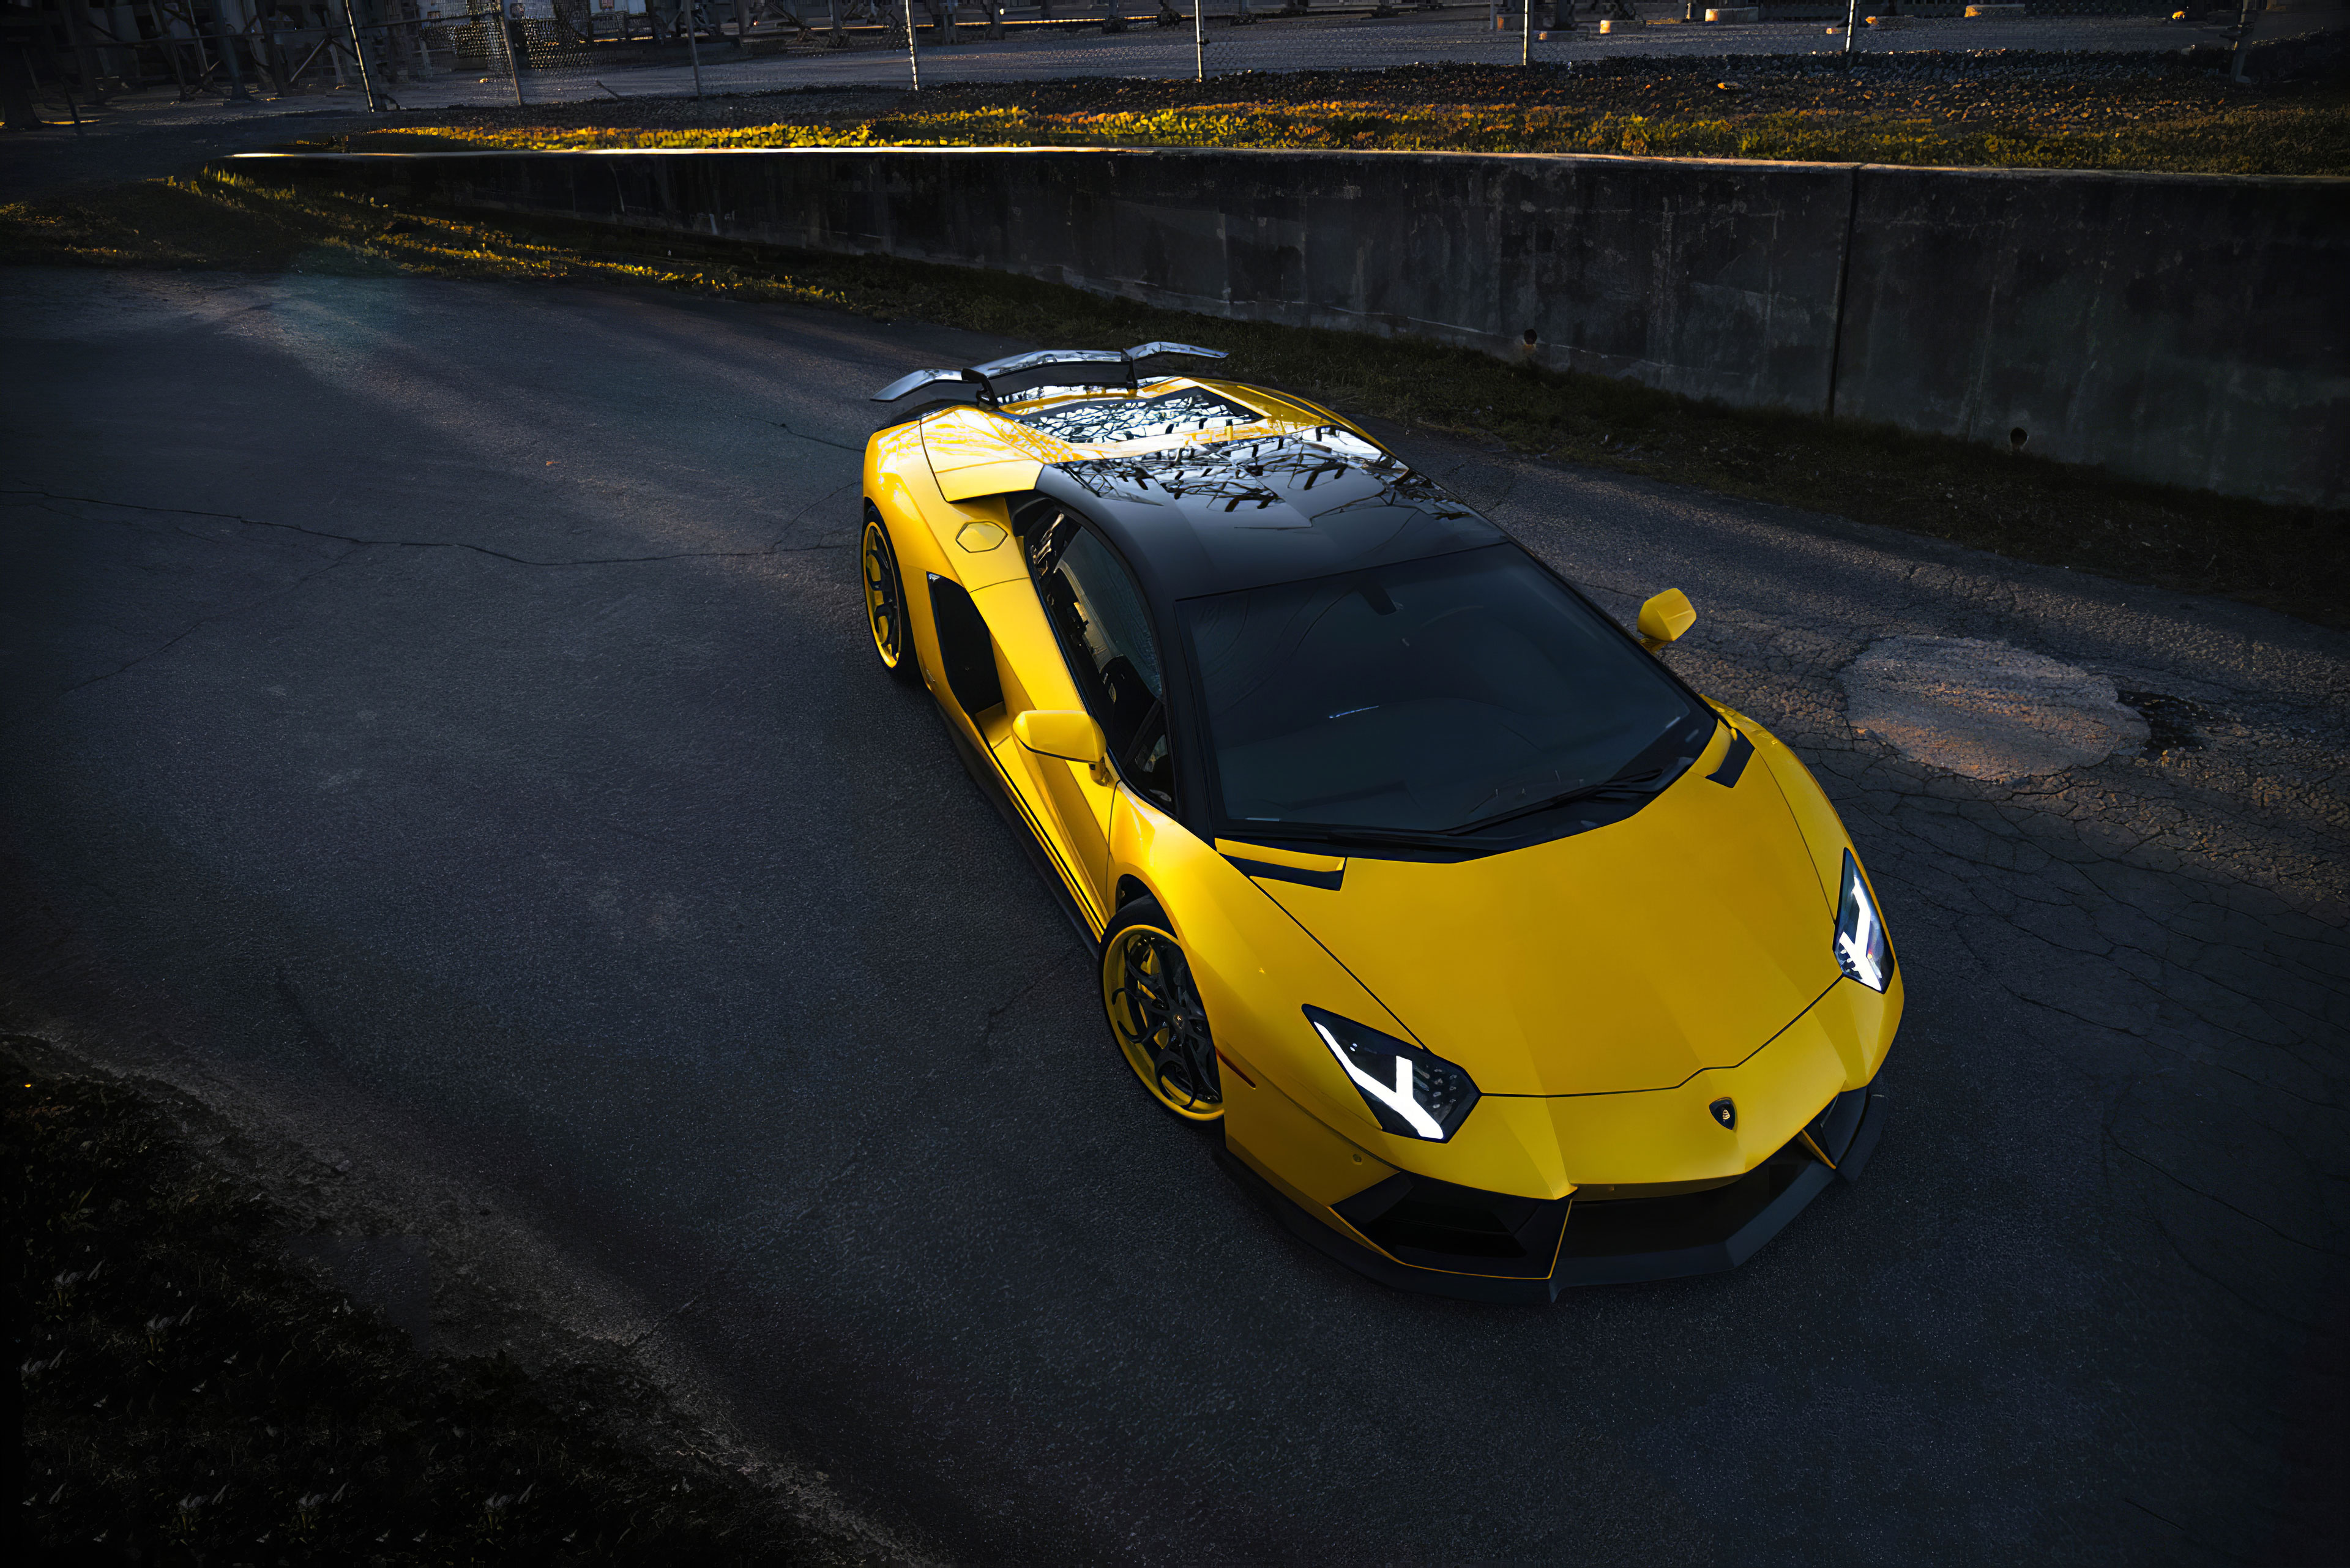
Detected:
left=863, top=345, right=1900, bottom=1302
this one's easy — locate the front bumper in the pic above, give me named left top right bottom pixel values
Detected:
left=1222, top=1083, right=1888, bottom=1304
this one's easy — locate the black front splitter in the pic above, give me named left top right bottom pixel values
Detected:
left=1218, top=1086, right=1889, bottom=1305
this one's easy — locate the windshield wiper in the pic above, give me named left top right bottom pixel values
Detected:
left=1228, top=774, right=1675, bottom=850
left=1443, top=715, right=1718, bottom=837
left=1442, top=763, right=1682, bottom=837
left=1234, top=824, right=1462, bottom=851
left=1229, top=717, right=1718, bottom=847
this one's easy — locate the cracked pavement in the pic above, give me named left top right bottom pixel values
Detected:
left=3, top=266, right=2342, bottom=1566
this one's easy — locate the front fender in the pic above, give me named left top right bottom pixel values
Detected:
left=1111, top=791, right=1575, bottom=1203
left=1721, top=703, right=1902, bottom=1014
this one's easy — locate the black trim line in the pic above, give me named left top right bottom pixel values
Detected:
left=1223, top=855, right=1345, bottom=892
left=1707, top=729, right=1755, bottom=788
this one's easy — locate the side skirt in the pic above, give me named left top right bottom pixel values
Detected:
left=939, top=711, right=1098, bottom=954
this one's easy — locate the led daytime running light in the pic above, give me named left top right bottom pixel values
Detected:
left=1833, top=849, right=1893, bottom=993
left=1305, top=1007, right=1479, bottom=1143
left=1315, top=1021, right=1445, bottom=1141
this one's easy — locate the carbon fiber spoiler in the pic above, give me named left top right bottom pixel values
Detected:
left=868, top=342, right=1227, bottom=405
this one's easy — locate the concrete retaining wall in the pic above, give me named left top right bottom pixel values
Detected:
left=250, top=147, right=2348, bottom=506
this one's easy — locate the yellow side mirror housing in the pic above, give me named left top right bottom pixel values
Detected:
left=1015, top=709, right=1112, bottom=784
left=1637, top=589, right=1697, bottom=652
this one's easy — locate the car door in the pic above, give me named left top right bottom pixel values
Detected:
left=1025, top=512, right=1178, bottom=922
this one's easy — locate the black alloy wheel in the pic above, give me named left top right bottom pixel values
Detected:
left=862, top=507, right=919, bottom=684
left=1101, top=897, right=1223, bottom=1121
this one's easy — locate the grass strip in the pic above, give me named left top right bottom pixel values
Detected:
left=301, top=90, right=2350, bottom=177
left=10, top=1040, right=843, bottom=1564
left=3, top=167, right=2341, bottom=628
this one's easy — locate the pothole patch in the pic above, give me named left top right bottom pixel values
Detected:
left=1839, top=637, right=2150, bottom=782
left=2115, top=690, right=2212, bottom=758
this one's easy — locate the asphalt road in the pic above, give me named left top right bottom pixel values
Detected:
left=0, top=94, right=380, bottom=204
left=4, top=267, right=2343, bottom=1566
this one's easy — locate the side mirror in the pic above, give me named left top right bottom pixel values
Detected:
left=1637, top=589, right=1696, bottom=652
left=1015, top=709, right=1112, bottom=785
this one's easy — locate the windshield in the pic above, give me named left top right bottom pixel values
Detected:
left=1182, top=544, right=1712, bottom=839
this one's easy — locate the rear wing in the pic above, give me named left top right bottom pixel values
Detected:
left=870, top=342, right=1227, bottom=407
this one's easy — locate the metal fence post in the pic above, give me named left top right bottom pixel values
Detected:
left=2229, top=0, right=2261, bottom=83
left=59, top=0, right=110, bottom=103
left=1194, top=0, right=1203, bottom=80
left=490, top=1, right=525, bottom=106
left=684, top=0, right=704, bottom=95
left=217, top=0, right=254, bottom=100
left=339, top=0, right=381, bottom=110
left=1842, top=0, right=1858, bottom=58
left=1521, top=0, right=1529, bottom=64
left=905, top=0, right=920, bottom=88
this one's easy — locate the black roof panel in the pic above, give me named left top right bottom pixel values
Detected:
left=1034, top=427, right=1504, bottom=602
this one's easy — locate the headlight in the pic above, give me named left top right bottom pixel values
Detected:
left=1304, top=1006, right=1480, bottom=1142
left=1833, top=848, right=1893, bottom=993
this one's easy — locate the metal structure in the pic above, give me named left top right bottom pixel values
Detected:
left=1, top=0, right=2335, bottom=111
left=0, top=0, right=550, bottom=106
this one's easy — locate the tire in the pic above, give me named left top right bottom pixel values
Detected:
left=1100, top=897, right=1223, bottom=1122
left=860, top=506, right=920, bottom=684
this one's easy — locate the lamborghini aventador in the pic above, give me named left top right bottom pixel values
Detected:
left=859, top=343, right=1900, bottom=1302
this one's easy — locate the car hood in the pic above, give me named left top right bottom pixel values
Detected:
left=1250, top=728, right=1842, bottom=1096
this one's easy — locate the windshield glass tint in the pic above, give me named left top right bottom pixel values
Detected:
left=1184, top=545, right=1708, bottom=836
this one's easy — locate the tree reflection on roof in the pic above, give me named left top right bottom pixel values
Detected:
left=1009, top=387, right=1261, bottom=447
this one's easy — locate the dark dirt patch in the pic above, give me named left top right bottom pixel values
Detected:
left=2118, top=690, right=2217, bottom=758
left=9, top=1037, right=882, bottom=1566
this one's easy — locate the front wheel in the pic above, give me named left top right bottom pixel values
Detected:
left=1101, top=898, right=1223, bottom=1121
left=861, top=508, right=919, bottom=684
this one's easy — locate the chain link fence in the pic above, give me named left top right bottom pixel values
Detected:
left=7, top=0, right=2343, bottom=114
